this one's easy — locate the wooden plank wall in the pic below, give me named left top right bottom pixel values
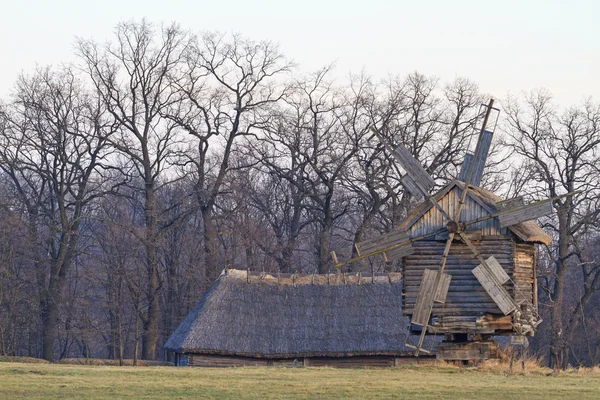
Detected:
left=408, top=187, right=508, bottom=238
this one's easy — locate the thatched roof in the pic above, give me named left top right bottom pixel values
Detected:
left=399, top=180, right=551, bottom=246
left=165, top=270, right=428, bottom=358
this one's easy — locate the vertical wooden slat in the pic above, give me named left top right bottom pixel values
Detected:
left=412, top=269, right=438, bottom=326
left=433, top=273, right=452, bottom=304
left=469, top=129, right=493, bottom=187
left=472, top=264, right=516, bottom=315
left=458, top=153, right=474, bottom=183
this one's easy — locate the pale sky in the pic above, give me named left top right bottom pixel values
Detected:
left=1, top=0, right=598, bottom=106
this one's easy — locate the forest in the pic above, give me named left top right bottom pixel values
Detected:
left=0, top=20, right=598, bottom=369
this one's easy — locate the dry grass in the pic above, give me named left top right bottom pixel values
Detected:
left=1, top=361, right=600, bottom=399
left=0, top=356, right=49, bottom=364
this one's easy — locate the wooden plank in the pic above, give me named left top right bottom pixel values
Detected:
left=401, top=174, right=424, bottom=198
left=484, top=255, right=510, bottom=284
left=411, top=269, right=437, bottom=326
left=433, top=273, right=452, bottom=304
left=469, top=130, right=493, bottom=187
left=394, top=144, right=436, bottom=195
left=458, top=152, right=473, bottom=183
left=472, top=264, right=516, bottom=315
left=355, top=229, right=411, bottom=255
left=384, top=243, right=416, bottom=261
left=498, top=200, right=553, bottom=227
left=496, top=196, right=524, bottom=211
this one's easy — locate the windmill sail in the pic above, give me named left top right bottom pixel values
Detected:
left=354, top=229, right=414, bottom=261
left=459, top=129, right=494, bottom=187
left=393, top=144, right=436, bottom=197
left=472, top=256, right=516, bottom=315
left=498, top=199, right=553, bottom=227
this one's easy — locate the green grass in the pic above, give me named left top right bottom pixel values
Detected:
left=0, top=362, right=599, bottom=399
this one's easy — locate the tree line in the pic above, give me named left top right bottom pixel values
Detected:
left=0, top=20, right=598, bottom=368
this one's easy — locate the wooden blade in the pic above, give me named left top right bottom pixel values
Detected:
left=393, top=144, right=436, bottom=196
left=498, top=199, right=553, bottom=227
left=355, top=229, right=411, bottom=257
left=411, top=268, right=451, bottom=325
left=369, top=128, right=435, bottom=197
left=434, top=272, right=452, bottom=304
left=472, top=264, right=516, bottom=315
left=458, top=232, right=517, bottom=315
left=463, top=130, right=494, bottom=187
left=495, top=196, right=524, bottom=211
left=412, top=269, right=439, bottom=326
left=384, top=243, right=416, bottom=262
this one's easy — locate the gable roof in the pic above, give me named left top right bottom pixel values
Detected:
left=165, top=270, right=435, bottom=357
left=399, top=180, right=551, bottom=246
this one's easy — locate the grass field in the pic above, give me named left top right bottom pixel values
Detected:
left=1, top=361, right=599, bottom=399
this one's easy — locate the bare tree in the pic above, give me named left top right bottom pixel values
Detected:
left=0, top=66, right=115, bottom=361
left=78, top=20, right=190, bottom=360
left=164, top=33, right=292, bottom=280
left=504, top=90, right=600, bottom=368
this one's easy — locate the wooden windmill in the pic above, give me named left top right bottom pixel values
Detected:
left=332, top=99, right=577, bottom=360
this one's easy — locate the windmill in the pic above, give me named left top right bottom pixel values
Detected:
left=331, top=99, right=578, bottom=360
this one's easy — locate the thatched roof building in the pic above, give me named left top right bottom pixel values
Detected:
left=165, top=269, right=435, bottom=367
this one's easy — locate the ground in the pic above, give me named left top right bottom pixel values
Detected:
left=0, top=362, right=599, bottom=399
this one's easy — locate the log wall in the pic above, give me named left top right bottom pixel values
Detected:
left=403, top=239, right=536, bottom=334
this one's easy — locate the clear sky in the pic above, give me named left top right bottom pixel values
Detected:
left=1, top=0, right=598, bottom=106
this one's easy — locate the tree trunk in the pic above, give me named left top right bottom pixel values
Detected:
left=201, top=206, right=219, bottom=282
left=142, top=182, right=159, bottom=360
left=550, top=206, right=569, bottom=369
left=40, top=271, right=63, bottom=362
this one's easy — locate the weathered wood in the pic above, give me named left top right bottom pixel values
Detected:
left=436, top=340, right=499, bottom=361
left=468, top=129, right=494, bottom=187
left=482, top=256, right=510, bottom=284
left=393, top=144, right=436, bottom=196
left=412, top=269, right=438, bottom=326
left=355, top=229, right=412, bottom=256
left=433, top=273, right=452, bottom=304
left=458, top=152, right=473, bottom=183
left=385, top=243, right=416, bottom=261
left=472, top=263, right=516, bottom=315
left=401, top=174, right=424, bottom=199
left=496, top=196, right=524, bottom=211
left=498, top=199, right=553, bottom=227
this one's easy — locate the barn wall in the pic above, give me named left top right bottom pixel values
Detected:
left=403, top=239, right=529, bottom=317
left=408, top=187, right=508, bottom=237
left=183, top=354, right=435, bottom=368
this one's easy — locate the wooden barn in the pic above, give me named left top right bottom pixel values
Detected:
left=397, top=180, right=551, bottom=356
left=165, top=269, right=437, bottom=367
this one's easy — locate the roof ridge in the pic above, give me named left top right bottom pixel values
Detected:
left=223, top=269, right=402, bottom=286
